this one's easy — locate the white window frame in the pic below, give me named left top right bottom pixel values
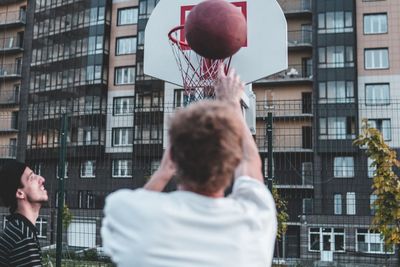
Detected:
left=346, top=192, right=356, bottom=215
left=112, top=128, right=133, bottom=146
left=334, top=157, right=354, bottom=178
left=365, top=83, right=390, bottom=105
left=112, top=160, right=132, bottom=178
left=116, top=36, right=137, bottom=55
left=80, top=160, right=96, bottom=178
left=365, top=48, right=389, bottom=69
left=35, top=217, right=48, bottom=238
left=367, top=119, right=391, bottom=141
left=115, top=66, right=135, bottom=85
left=364, top=13, right=387, bottom=34
left=113, top=97, right=134, bottom=115
left=370, top=194, right=378, bottom=215
left=334, top=194, right=342, bottom=215
left=117, top=7, right=138, bottom=25
left=56, top=161, right=69, bottom=178
left=308, top=228, right=346, bottom=252
left=356, top=229, right=395, bottom=254
left=368, top=157, right=376, bottom=178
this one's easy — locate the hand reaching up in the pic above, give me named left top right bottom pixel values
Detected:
left=214, top=64, right=245, bottom=104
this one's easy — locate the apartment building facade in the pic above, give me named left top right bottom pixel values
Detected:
left=0, top=0, right=26, bottom=167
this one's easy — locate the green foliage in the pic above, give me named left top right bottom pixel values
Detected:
left=62, top=205, right=73, bottom=230
left=272, top=184, right=289, bottom=240
left=353, top=119, right=400, bottom=245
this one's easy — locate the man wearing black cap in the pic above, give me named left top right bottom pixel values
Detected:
left=0, top=161, right=48, bottom=266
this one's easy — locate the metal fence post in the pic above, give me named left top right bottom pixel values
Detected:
left=56, top=113, right=67, bottom=267
left=267, top=112, right=273, bottom=190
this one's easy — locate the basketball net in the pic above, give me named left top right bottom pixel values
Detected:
left=168, top=26, right=232, bottom=104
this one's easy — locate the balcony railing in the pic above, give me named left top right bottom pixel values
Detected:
left=277, top=0, right=311, bottom=14
left=0, top=119, right=18, bottom=131
left=256, top=100, right=313, bottom=118
left=0, top=89, right=20, bottom=105
left=0, top=10, right=26, bottom=26
left=256, top=64, right=312, bottom=83
left=288, top=30, right=312, bottom=47
left=0, top=36, right=23, bottom=51
left=0, top=64, right=22, bottom=77
left=0, top=145, right=17, bottom=159
left=256, top=135, right=313, bottom=153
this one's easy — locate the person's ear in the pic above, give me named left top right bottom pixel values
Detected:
left=16, top=189, right=25, bottom=200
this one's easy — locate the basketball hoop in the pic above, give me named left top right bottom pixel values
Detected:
left=168, top=25, right=232, bottom=104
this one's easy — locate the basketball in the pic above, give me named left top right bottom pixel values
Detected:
left=185, top=0, right=247, bottom=59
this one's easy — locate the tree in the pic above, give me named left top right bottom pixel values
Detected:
left=353, top=120, right=400, bottom=246
left=272, top=184, right=288, bottom=241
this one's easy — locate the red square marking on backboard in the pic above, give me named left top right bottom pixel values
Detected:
left=180, top=1, right=248, bottom=48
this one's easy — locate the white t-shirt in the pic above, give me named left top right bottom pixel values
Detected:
left=101, top=176, right=277, bottom=267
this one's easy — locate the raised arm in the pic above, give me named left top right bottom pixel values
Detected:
left=144, top=146, right=176, bottom=191
left=214, top=65, right=263, bottom=182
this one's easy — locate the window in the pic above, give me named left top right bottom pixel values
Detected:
left=174, top=89, right=185, bottom=108
left=318, top=12, right=353, bottom=33
left=56, top=161, right=69, bottom=178
left=356, top=229, right=394, bottom=254
left=112, top=160, right=132, bottom=178
left=368, top=157, right=376, bottom=178
left=318, top=46, right=354, bottom=68
left=114, top=97, right=134, bottom=115
left=319, top=81, right=354, bottom=103
left=309, top=228, right=345, bottom=252
left=115, top=67, right=135, bottom=85
left=112, top=128, right=133, bottom=146
left=116, top=36, right=137, bottom=55
left=55, top=191, right=67, bottom=207
left=364, top=14, right=387, bottom=34
left=346, top=192, right=356, bottom=215
left=334, top=194, right=342, bottom=215
left=368, top=119, right=391, bottom=141
left=334, top=157, right=354, bottom=178
left=370, top=194, right=378, bottom=215
left=302, top=198, right=313, bottom=214
left=81, top=160, right=96, bottom=178
left=319, top=117, right=355, bottom=140
left=78, top=190, right=96, bottom=209
left=35, top=217, right=47, bottom=238
left=117, top=8, right=138, bottom=25
left=32, top=162, right=42, bottom=176
left=365, top=84, right=390, bottom=105
left=365, top=48, right=389, bottom=69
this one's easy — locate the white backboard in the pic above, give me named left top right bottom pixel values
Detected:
left=144, top=0, right=287, bottom=86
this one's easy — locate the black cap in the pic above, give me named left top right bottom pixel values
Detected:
left=0, top=161, right=28, bottom=209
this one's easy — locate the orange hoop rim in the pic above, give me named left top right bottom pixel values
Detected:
left=168, top=25, right=190, bottom=49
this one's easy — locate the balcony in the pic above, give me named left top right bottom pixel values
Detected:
left=0, top=89, right=19, bottom=106
left=0, top=145, right=16, bottom=159
left=288, top=30, right=312, bottom=50
left=0, top=117, right=18, bottom=133
left=0, top=64, right=22, bottom=79
left=277, top=0, right=312, bottom=18
left=256, top=135, right=313, bottom=153
left=0, top=10, right=26, bottom=28
left=0, top=35, right=23, bottom=53
left=256, top=100, right=312, bottom=119
left=254, top=64, right=312, bottom=85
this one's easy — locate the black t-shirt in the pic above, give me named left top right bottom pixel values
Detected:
left=0, top=213, right=42, bottom=267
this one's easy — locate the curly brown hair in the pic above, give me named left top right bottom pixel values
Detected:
left=169, top=100, right=243, bottom=195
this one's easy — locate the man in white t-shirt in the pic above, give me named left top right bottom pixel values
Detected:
left=101, top=66, right=277, bottom=267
